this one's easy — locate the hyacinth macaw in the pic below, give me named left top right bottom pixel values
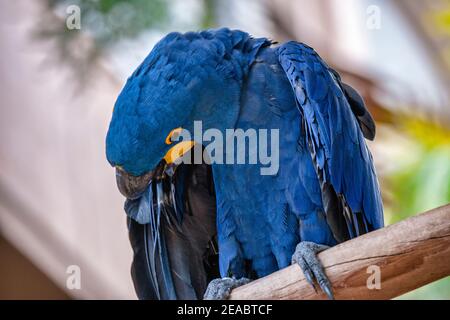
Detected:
left=106, top=28, right=384, bottom=300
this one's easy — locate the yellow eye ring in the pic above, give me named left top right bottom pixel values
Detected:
left=165, top=127, right=183, bottom=145
left=164, top=127, right=195, bottom=164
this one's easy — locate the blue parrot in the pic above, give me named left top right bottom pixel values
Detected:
left=106, top=28, right=384, bottom=300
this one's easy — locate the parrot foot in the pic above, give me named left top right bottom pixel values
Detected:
left=291, top=241, right=334, bottom=299
left=203, top=277, right=251, bottom=300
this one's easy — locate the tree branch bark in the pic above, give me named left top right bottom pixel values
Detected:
left=229, top=204, right=450, bottom=300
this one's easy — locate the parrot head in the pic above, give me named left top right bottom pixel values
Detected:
left=106, top=30, right=243, bottom=199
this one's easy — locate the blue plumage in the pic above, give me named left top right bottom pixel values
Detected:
left=106, top=28, right=384, bottom=296
left=277, top=41, right=384, bottom=238
left=106, top=29, right=270, bottom=176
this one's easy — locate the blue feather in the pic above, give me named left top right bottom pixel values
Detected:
left=277, top=41, right=384, bottom=238
left=107, top=30, right=384, bottom=288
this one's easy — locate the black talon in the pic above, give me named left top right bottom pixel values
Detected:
left=292, top=241, right=334, bottom=299
left=321, top=281, right=334, bottom=300
left=297, top=257, right=316, bottom=290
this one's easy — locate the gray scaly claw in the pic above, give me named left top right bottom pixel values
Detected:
left=203, top=277, right=251, bottom=300
left=291, top=241, right=334, bottom=299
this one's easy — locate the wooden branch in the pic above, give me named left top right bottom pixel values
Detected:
left=229, top=204, right=450, bottom=300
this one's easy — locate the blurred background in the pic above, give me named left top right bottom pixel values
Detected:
left=0, top=0, right=449, bottom=299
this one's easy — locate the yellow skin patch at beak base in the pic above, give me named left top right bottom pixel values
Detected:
left=164, top=127, right=195, bottom=164
left=164, top=141, right=195, bottom=164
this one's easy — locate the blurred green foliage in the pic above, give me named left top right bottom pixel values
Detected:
left=40, top=0, right=216, bottom=80
left=38, top=0, right=171, bottom=81
left=389, top=118, right=450, bottom=223
left=388, top=117, right=450, bottom=299
left=431, top=4, right=450, bottom=35
left=47, top=0, right=169, bottom=46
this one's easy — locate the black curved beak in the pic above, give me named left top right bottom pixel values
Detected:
left=115, top=166, right=154, bottom=200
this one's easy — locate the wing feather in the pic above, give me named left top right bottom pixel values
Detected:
left=277, top=42, right=383, bottom=242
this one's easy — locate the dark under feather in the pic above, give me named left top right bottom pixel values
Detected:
left=341, top=82, right=376, bottom=141
left=126, top=160, right=218, bottom=300
left=328, top=68, right=376, bottom=141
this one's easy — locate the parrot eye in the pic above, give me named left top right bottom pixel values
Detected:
left=165, top=127, right=183, bottom=145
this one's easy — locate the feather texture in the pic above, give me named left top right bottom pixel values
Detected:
left=126, top=161, right=218, bottom=299
left=107, top=30, right=384, bottom=299
left=277, top=41, right=384, bottom=239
